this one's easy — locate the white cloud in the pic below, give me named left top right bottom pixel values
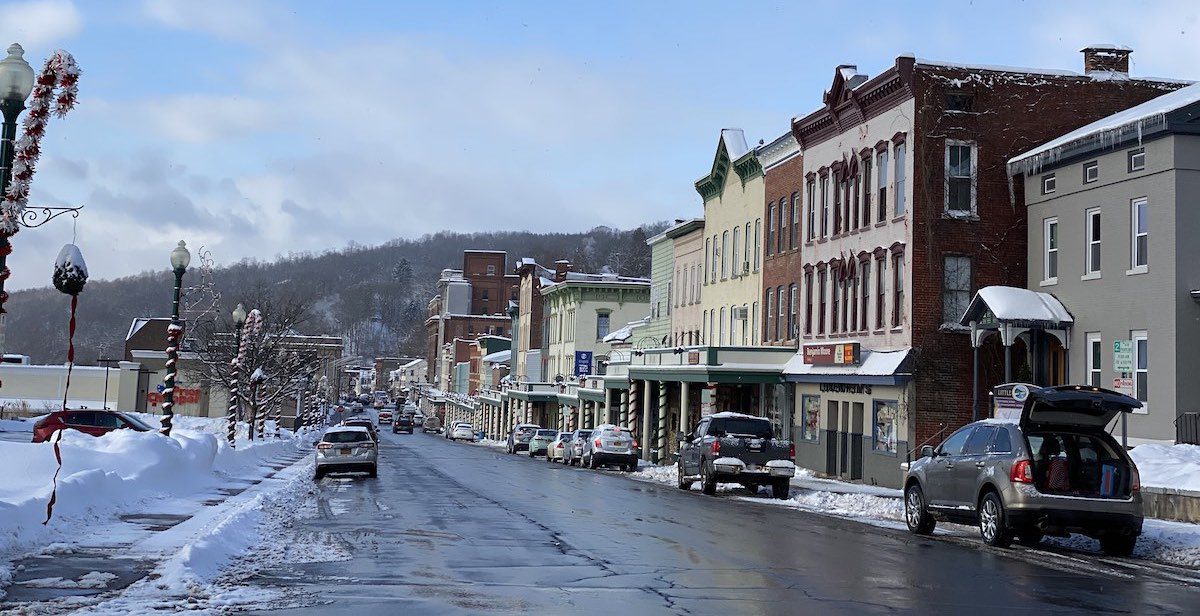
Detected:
left=141, top=0, right=283, bottom=43
left=0, top=0, right=82, bottom=47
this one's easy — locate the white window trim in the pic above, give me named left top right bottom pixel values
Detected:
left=1128, top=197, right=1148, bottom=275
left=1129, top=148, right=1146, bottom=172
left=944, top=139, right=978, bottom=217
left=1042, top=217, right=1058, bottom=285
left=1085, top=332, right=1102, bottom=388
left=1083, top=207, right=1101, bottom=279
left=1084, top=161, right=1099, bottom=184
left=894, top=143, right=907, bottom=217
left=1042, top=174, right=1056, bottom=195
left=1132, top=329, right=1148, bottom=414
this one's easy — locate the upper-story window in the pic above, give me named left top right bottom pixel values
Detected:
left=876, top=148, right=889, bottom=222
left=1041, top=173, right=1056, bottom=195
left=861, top=155, right=873, bottom=227
left=711, top=235, right=719, bottom=283
left=743, top=223, right=751, bottom=270
left=596, top=311, right=610, bottom=341
left=704, top=237, right=710, bottom=284
left=804, top=271, right=813, bottom=335
left=859, top=259, right=870, bottom=331
left=942, top=255, right=972, bottom=327
left=851, top=168, right=860, bottom=229
left=817, top=269, right=827, bottom=335
left=875, top=254, right=886, bottom=330
left=806, top=179, right=817, bottom=241
left=731, top=227, right=741, bottom=277
left=1043, top=217, right=1058, bottom=283
left=778, top=199, right=787, bottom=253
left=820, top=176, right=830, bottom=237
left=765, top=288, right=775, bottom=343
left=791, top=193, right=801, bottom=250
left=767, top=204, right=776, bottom=256
left=753, top=219, right=761, bottom=271
left=1128, top=148, right=1145, bottom=172
left=788, top=284, right=798, bottom=340
left=946, top=92, right=974, bottom=112
left=946, top=140, right=977, bottom=215
left=894, top=142, right=907, bottom=217
left=1084, top=161, right=1099, bottom=184
left=833, top=174, right=843, bottom=235
left=892, top=252, right=905, bottom=329
left=1085, top=207, right=1101, bottom=277
left=721, top=231, right=729, bottom=280
left=1131, top=197, right=1148, bottom=270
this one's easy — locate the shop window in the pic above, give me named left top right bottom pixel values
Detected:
left=800, top=395, right=820, bottom=441
left=872, top=400, right=898, bottom=454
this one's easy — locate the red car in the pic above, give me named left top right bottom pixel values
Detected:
left=32, top=410, right=156, bottom=443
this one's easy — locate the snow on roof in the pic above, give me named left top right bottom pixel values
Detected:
left=709, top=411, right=767, bottom=420
left=721, top=128, right=749, bottom=160
left=481, top=350, right=511, bottom=364
left=915, top=57, right=1082, bottom=77
left=961, top=286, right=1073, bottom=326
left=783, top=347, right=911, bottom=377
left=1082, top=43, right=1133, bottom=52
left=1009, top=82, right=1200, bottom=172
left=602, top=316, right=650, bottom=343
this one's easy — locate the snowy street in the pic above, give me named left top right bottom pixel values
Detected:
left=134, top=429, right=1200, bottom=615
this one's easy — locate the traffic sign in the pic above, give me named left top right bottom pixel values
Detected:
left=1113, top=340, right=1134, bottom=373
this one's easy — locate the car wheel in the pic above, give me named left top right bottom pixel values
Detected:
left=1100, top=534, right=1138, bottom=557
left=624, top=463, right=636, bottom=473
left=700, top=465, right=717, bottom=495
left=904, top=483, right=936, bottom=535
left=588, top=455, right=598, bottom=469
left=978, top=491, right=1012, bottom=547
left=313, top=468, right=324, bottom=481
left=676, top=462, right=691, bottom=490
left=772, top=479, right=790, bottom=500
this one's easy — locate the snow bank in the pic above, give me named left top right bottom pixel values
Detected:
left=1130, top=443, right=1200, bottom=492
left=0, top=423, right=306, bottom=563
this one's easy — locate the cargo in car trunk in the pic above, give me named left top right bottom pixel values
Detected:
left=1026, top=431, right=1133, bottom=499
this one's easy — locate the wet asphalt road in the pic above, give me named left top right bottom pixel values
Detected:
left=244, top=430, right=1200, bottom=615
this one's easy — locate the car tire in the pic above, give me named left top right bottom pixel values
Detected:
left=587, top=455, right=597, bottom=469
left=700, top=465, right=717, bottom=495
left=772, top=479, right=790, bottom=500
left=677, top=462, right=691, bottom=490
left=978, top=491, right=1012, bottom=548
left=1100, top=534, right=1138, bottom=557
left=624, top=463, right=636, bottom=473
left=904, top=483, right=936, bottom=535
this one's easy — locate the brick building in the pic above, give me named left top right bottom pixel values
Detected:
left=784, top=49, right=1186, bottom=487
left=425, top=250, right=519, bottom=389
left=759, top=132, right=803, bottom=346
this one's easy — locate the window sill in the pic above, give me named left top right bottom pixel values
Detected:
left=890, top=327, right=904, bottom=333
left=891, top=214, right=907, bottom=223
left=943, top=211, right=979, bottom=221
left=816, top=238, right=829, bottom=244
left=1080, top=271, right=1101, bottom=281
left=1126, top=266, right=1148, bottom=276
left=849, top=229, right=860, bottom=236
left=1038, top=278, right=1058, bottom=287
left=874, top=221, right=887, bottom=228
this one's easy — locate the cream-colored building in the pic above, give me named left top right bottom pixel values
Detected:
left=696, top=129, right=764, bottom=347
left=543, top=272, right=650, bottom=380
left=668, top=218, right=705, bottom=346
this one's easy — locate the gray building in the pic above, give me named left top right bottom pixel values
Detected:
left=1009, top=82, right=1200, bottom=444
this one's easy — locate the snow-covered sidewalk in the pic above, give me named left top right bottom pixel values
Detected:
left=0, top=415, right=317, bottom=609
left=628, top=463, right=1200, bottom=569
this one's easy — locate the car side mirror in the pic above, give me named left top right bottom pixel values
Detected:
left=921, top=445, right=935, bottom=459
left=676, top=433, right=687, bottom=443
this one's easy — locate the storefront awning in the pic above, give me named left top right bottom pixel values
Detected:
left=782, top=347, right=912, bottom=386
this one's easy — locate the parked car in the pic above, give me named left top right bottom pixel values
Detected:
left=315, top=426, right=377, bottom=479
left=392, top=415, right=414, bottom=434
left=341, top=418, right=379, bottom=442
left=422, top=416, right=441, bottom=434
left=32, top=410, right=155, bottom=442
left=581, top=424, right=640, bottom=472
left=413, top=413, right=426, bottom=427
left=563, top=429, right=589, bottom=466
left=903, top=385, right=1143, bottom=556
left=449, top=422, right=476, bottom=441
left=547, top=431, right=571, bottom=462
left=528, top=429, right=558, bottom=458
left=676, top=412, right=794, bottom=498
left=505, top=424, right=541, bottom=454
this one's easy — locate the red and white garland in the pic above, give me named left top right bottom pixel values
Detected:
left=0, top=50, right=80, bottom=235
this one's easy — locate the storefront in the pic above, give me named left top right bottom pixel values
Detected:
left=784, top=343, right=913, bottom=488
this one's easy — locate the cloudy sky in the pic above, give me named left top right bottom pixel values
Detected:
left=0, top=0, right=1196, bottom=289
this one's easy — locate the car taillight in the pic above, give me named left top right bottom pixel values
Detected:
left=789, top=443, right=795, bottom=458
left=1132, top=468, right=1141, bottom=492
left=556, top=443, right=564, bottom=448
left=711, top=440, right=720, bottom=455
left=1010, top=459, right=1033, bottom=484
left=594, top=439, right=602, bottom=448
left=317, top=443, right=333, bottom=450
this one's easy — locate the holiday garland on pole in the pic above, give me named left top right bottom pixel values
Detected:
left=45, top=243, right=86, bottom=525
left=0, top=50, right=80, bottom=310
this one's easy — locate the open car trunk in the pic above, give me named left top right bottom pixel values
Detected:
left=1026, top=431, right=1134, bottom=499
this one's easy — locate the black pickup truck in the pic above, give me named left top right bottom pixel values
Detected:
left=675, top=412, right=795, bottom=499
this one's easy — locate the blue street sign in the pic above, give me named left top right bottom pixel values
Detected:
left=156, top=384, right=166, bottom=393
left=574, top=351, right=593, bottom=377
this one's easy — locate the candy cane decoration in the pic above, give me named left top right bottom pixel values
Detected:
left=162, top=322, right=182, bottom=436
left=272, top=400, right=281, bottom=438
left=0, top=48, right=80, bottom=313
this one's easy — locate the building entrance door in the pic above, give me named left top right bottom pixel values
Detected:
left=824, top=400, right=839, bottom=476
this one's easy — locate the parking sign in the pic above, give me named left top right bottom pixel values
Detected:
left=1113, top=340, right=1133, bottom=373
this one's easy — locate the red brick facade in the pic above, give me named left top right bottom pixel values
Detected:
left=762, top=151, right=805, bottom=345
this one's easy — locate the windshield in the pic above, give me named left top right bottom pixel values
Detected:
left=325, top=431, right=369, bottom=443
left=119, top=413, right=155, bottom=430
left=709, top=418, right=773, bottom=439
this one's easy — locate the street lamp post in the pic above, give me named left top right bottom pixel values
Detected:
left=227, top=303, right=247, bottom=446
left=0, top=44, right=34, bottom=356
left=161, top=240, right=191, bottom=436
left=319, top=375, right=329, bottom=427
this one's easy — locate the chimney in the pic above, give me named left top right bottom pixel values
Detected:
left=553, top=259, right=571, bottom=282
left=1081, top=45, right=1131, bottom=75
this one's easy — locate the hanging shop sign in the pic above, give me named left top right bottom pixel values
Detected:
left=687, top=350, right=700, bottom=365
left=574, top=351, right=593, bottom=377
left=803, top=342, right=861, bottom=365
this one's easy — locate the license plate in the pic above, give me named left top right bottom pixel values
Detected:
left=339, top=447, right=351, bottom=455
left=747, top=464, right=759, bottom=471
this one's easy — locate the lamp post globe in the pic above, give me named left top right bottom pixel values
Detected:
left=0, top=43, right=34, bottom=105
left=232, top=302, right=247, bottom=327
left=170, top=240, right=191, bottom=273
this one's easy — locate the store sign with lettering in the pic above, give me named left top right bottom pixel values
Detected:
left=818, top=383, right=872, bottom=395
left=803, top=342, right=861, bottom=365
left=147, top=387, right=202, bottom=406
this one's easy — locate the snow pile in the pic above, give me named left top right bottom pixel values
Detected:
left=1130, top=443, right=1200, bottom=492
left=0, top=425, right=306, bottom=561
left=0, top=418, right=34, bottom=433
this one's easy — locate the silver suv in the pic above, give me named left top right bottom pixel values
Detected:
left=904, top=385, right=1142, bottom=556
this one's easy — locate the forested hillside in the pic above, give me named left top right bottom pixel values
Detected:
left=6, top=224, right=666, bottom=364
